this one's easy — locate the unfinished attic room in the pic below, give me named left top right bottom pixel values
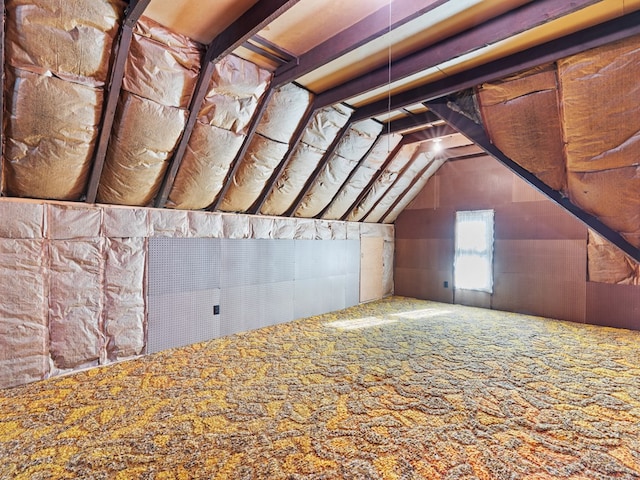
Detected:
left=2, top=0, right=640, bottom=477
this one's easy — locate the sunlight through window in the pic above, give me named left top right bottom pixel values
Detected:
left=454, top=210, right=494, bottom=293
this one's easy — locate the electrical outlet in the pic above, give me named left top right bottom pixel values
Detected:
left=213, top=305, right=220, bottom=315
left=443, top=281, right=449, bottom=288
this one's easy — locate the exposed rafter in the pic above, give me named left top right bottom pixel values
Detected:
left=426, top=98, right=640, bottom=263
left=85, top=0, right=151, bottom=203
left=273, top=0, right=448, bottom=88
left=315, top=112, right=440, bottom=219
left=316, top=0, right=599, bottom=109
left=155, top=0, right=303, bottom=208
left=249, top=99, right=317, bottom=214
left=0, top=0, right=5, bottom=192
left=353, top=10, right=640, bottom=121
left=210, top=88, right=275, bottom=211
left=284, top=122, right=353, bottom=217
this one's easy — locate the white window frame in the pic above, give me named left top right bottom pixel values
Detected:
left=454, top=209, right=495, bottom=293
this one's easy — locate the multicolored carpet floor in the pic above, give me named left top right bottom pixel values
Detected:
left=2, top=297, right=640, bottom=479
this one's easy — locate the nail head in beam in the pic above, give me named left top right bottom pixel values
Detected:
left=426, top=98, right=640, bottom=263
left=85, top=0, right=151, bottom=203
left=249, top=100, right=318, bottom=215
left=273, top=0, right=449, bottom=88
left=209, top=88, right=275, bottom=212
left=284, top=122, right=352, bottom=217
left=207, top=0, right=301, bottom=66
left=154, top=60, right=217, bottom=208
left=316, top=0, right=600, bottom=109
left=339, top=136, right=408, bottom=222
left=352, top=10, right=640, bottom=122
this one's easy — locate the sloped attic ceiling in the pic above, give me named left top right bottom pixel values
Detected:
left=1, top=0, right=639, bottom=261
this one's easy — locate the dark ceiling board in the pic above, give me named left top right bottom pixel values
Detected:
left=209, top=88, right=275, bottom=212
left=273, top=0, right=449, bottom=88
left=208, top=0, right=302, bottom=66
left=426, top=98, right=640, bottom=263
left=250, top=100, right=318, bottom=215
left=378, top=155, right=438, bottom=223
left=316, top=0, right=600, bottom=108
left=284, top=123, right=352, bottom=217
left=85, top=0, right=151, bottom=203
left=353, top=10, right=640, bottom=121
left=315, top=131, right=382, bottom=219
left=340, top=136, right=408, bottom=222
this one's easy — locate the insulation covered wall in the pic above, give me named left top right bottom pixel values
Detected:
left=477, top=34, right=640, bottom=250
left=220, top=83, right=314, bottom=213
left=168, top=55, right=271, bottom=209
left=0, top=198, right=392, bottom=389
left=295, top=119, right=382, bottom=218
left=97, top=16, right=204, bottom=206
left=261, top=104, right=353, bottom=216
left=3, top=0, right=125, bottom=200
left=587, top=230, right=640, bottom=285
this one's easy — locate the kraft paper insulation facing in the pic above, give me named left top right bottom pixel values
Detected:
left=167, top=55, right=271, bottom=209
left=220, top=83, right=314, bottom=213
left=588, top=230, right=640, bottom=285
left=2, top=0, right=125, bottom=200
left=365, top=150, right=436, bottom=223
left=295, top=119, right=383, bottom=218
left=261, top=104, right=353, bottom=216
left=559, top=35, right=640, bottom=249
left=97, top=16, right=204, bottom=206
left=384, top=157, right=447, bottom=223
left=477, top=34, right=640, bottom=249
left=322, top=133, right=403, bottom=220
left=347, top=143, right=420, bottom=222
left=477, top=65, right=566, bottom=193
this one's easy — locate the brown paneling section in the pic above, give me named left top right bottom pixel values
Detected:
left=454, top=289, right=491, bottom=309
left=395, top=207, right=454, bottom=240
left=495, top=201, right=586, bottom=241
left=395, top=268, right=453, bottom=304
left=395, top=238, right=452, bottom=272
left=585, top=282, right=640, bottom=330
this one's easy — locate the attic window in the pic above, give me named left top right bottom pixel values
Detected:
left=454, top=210, right=494, bottom=293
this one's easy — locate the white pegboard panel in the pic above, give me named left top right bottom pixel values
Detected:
left=148, top=237, right=222, bottom=296
left=220, top=239, right=295, bottom=287
left=147, top=289, right=221, bottom=353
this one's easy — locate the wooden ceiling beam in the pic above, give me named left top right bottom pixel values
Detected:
left=85, top=0, right=151, bottom=203
left=155, top=0, right=302, bottom=207
left=426, top=97, right=640, bottom=263
left=353, top=10, right=640, bottom=121
left=273, top=0, right=448, bottom=89
left=316, top=0, right=600, bottom=109
left=249, top=100, right=317, bottom=214
left=210, top=89, right=275, bottom=211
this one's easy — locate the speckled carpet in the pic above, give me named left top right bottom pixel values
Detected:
left=2, top=297, right=640, bottom=479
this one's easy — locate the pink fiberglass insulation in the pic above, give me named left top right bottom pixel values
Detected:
left=2, top=0, right=125, bottom=200
left=97, top=16, right=203, bottom=206
left=260, top=104, right=353, bottom=216
left=168, top=55, right=271, bottom=210
left=220, top=83, right=313, bottom=213
left=295, top=119, right=382, bottom=218
left=322, top=133, right=403, bottom=220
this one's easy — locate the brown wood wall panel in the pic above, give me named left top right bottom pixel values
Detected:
left=395, top=208, right=454, bottom=240
left=395, top=238, right=453, bottom=271
left=454, top=289, right=491, bottom=309
left=495, top=201, right=586, bottom=241
left=494, top=239, right=586, bottom=280
left=395, top=267, right=453, bottom=304
left=585, top=282, right=640, bottom=330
